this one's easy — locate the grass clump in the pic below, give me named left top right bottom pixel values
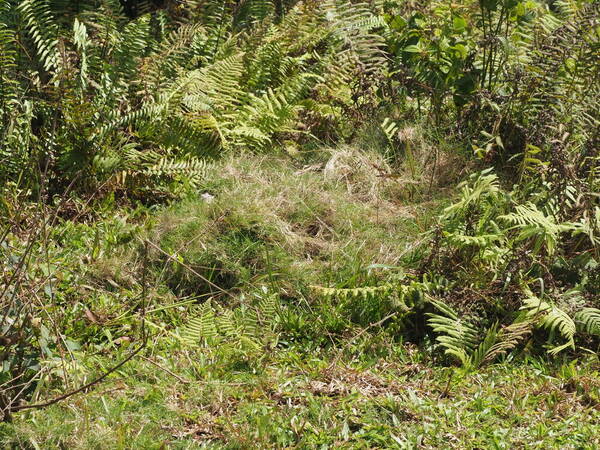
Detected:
left=150, top=150, right=431, bottom=302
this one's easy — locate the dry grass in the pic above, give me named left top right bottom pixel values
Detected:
left=147, top=148, right=439, bottom=298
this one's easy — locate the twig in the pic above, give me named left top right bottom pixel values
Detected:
left=328, top=312, right=398, bottom=369
left=140, top=356, right=190, bottom=384
left=145, top=239, right=237, bottom=301
left=439, top=369, right=454, bottom=399
left=7, top=241, right=150, bottom=414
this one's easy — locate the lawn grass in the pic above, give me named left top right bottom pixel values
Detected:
left=2, top=347, right=598, bottom=448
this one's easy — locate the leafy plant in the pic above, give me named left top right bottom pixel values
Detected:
left=179, top=291, right=282, bottom=357
left=427, top=299, right=532, bottom=369
left=575, top=308, right=600, bottom=336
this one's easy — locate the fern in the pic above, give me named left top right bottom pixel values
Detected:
left=142, top=156, right=209, bottom=186
left=97, top=145, right=212, bottom=196
left=574, top=308, right=600, bottom=336
left=521, top=294, right=576, bottom=355
left=470, top=321, right=532, bottom=368
left=1, top=0, right=395, bottom=192
left=311, top=284, right=394, bottom=302
left=442, top=169, right=501, bottom=221
left=0, top=2, right=18, bottom=106
left=257, top=294, right=281, bottom=330
left=179, top=291, right=282, bottom=352
left=324, top=0, right=386, bottom=74
left=72, top=18, right=90, bottom=90
left=428, top=299, right=532, bottom=368
left=17, top=0, right=60, bottom=72
left=109, top=14, right=151, bottom=82
left=233, top=0, right=276, bottom=30
left=180, top=300, right=218, bottom=346
left=215, top=306, right=238, bottom=338
left=139, top=23, right=207, bottom=90
left=500, top=203, right=577, bottom=256
left=427, top=299, right=479, bottom=367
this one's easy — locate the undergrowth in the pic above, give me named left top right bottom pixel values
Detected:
left=0, top=0, right=598, bottom=446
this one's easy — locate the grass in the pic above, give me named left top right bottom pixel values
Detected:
left=2, top=149, right=598, bottom=448
left=2, top=347, right=598, bottom=448
left=147, top=149, right=442, bottom=301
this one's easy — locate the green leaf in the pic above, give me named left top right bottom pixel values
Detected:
left=453, top=16, right=467, bottom=32
left=403, top=44, right=421, bottom=53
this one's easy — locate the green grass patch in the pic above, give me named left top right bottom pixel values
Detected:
left=3, top=349, right=598, bottom=448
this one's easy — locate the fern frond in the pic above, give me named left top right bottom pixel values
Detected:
left=500, top=202, right=577, bottom=256
left=574, top=308, right=600, bottom=336
left=311, top=284, right=394, bottom=302
left=443, top=169, right=501, bottom=220
left=324, top=0, right=386, bottom=74
left=428, top=298, right=533, bottom=368
left=140, top=23, right=207, bottom=90
left=180, top=300, right=218, bottom=346
left=142, top=157, right=209, bottom=185
left=177, top=53, right=247, bottom=112
left=238, top=305, right=261, bottom=340
left=479, top=321, right=533, bottom=365
left=257, top=294, right=280, bottom=329
left=427, top=299, right=479, bottom=366
left=17, top=0, right=60, bottom=72
left=521, top=295, right=576, bottom=354
left=468, top=322, right=500, bottom=369
left=94, top=102, right=167, bottom=141
left=215, top=306, right=238, bottom=338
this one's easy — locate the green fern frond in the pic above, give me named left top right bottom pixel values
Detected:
left=500, top=202, right=577, bottom=255
left=521, top=295, right=576, bottom=354
left=177, top=53, right=247, bottom=112
left=180, top=300, right=218, bottom=346
left=468, top=322, right=500, bottom=369
left=427, top=299, right=480, bottom=366
left=466, top=320, right=533, bottom=368
left=0, top=4, right=19, bottom=105
left=380, top=118, right=398, bottom=143
left=17, top=0, right=60, bottom=72
left=445, top=232, right=503, bottom=248
left=215, top=307, right=238, bottom=338
left=110, top=14, right=151, bottom=81
left=443, top=169, right=501, bottom=220
left=324, top=0, right=386, bottom=74
left=238, top=305, right=261, bottom=340
left=257, top=294, right=280, bottom=329
left=311, top=284, right=394, bottom=302
left=142, top=23, right=207, bottom=85
left=429, top=299, right=533, bottom=368
left=233, top=0, right=275, bottom=30
left=94, top=102, right=167, bottom=141
left=574, top=308, right=600, bottom=336
left=141, top=156, right=209, bottom=186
